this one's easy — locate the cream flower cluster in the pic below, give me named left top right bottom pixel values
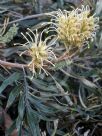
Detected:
left=51, top=6, right=99, bottom=47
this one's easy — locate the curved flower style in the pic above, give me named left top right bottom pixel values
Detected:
left=50, top=6, right=99, bottom=48
left=15, top=28, right=56, bottom=75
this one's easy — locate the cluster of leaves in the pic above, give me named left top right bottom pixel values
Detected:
left=0, top=0, right=102, bottom=136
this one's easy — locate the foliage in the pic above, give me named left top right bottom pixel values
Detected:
left=0, top=24, right=18, bottom=44
left=0, top=0, right=102, bottom=136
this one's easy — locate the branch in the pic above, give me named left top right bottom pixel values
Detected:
left=0, top=12, right=52, bottom=27
left=0, top=60, right=28, bottom=68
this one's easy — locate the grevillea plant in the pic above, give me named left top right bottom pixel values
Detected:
left=0, top=2, right=102, bottom=136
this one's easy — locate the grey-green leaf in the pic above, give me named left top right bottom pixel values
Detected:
left=0, top=72, right=21, bottom=94
left=6, top=85, right=22, bottom=109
